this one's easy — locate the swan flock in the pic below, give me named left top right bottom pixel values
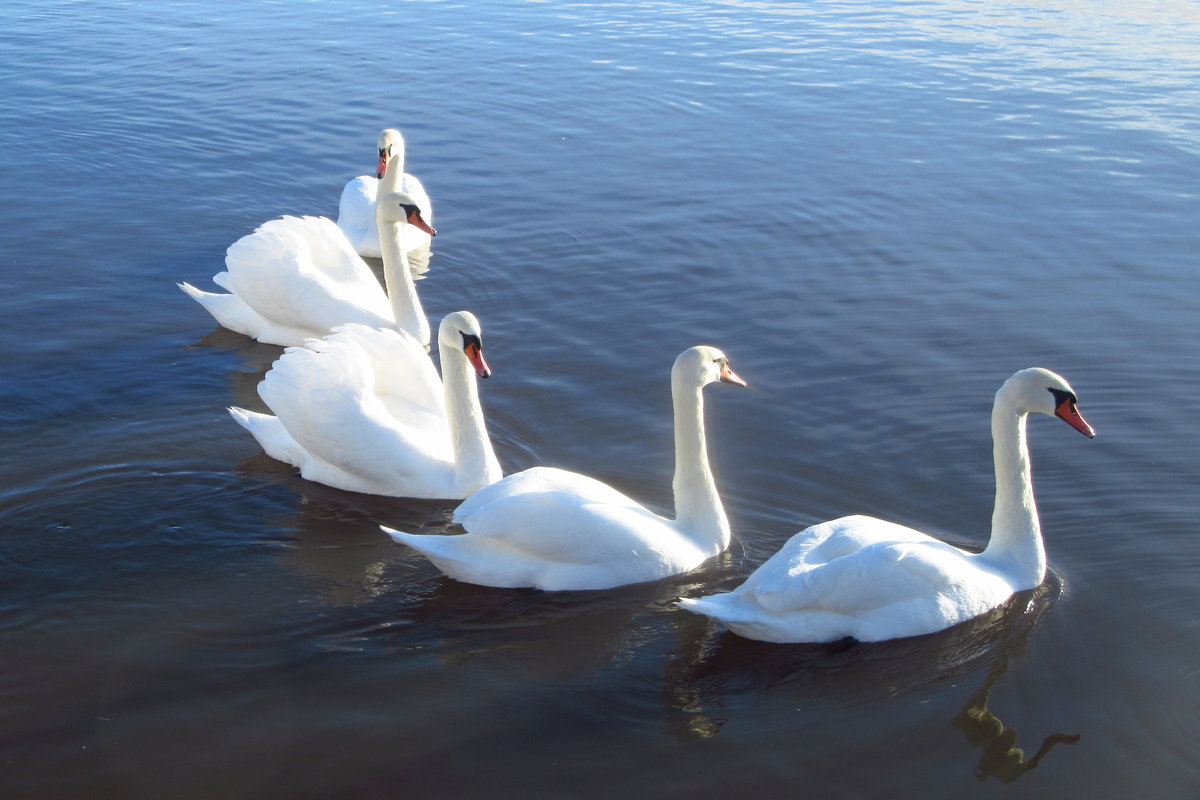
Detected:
left=183, top=127, right=1097, bottom=645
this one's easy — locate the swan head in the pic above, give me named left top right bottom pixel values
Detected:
left=1000, top=368, right=1095, bottom=438
left=439, top=311, right=490, bottom=378
left=377, top=191, right=437, bottom=237
left=376, top=128, right=405, bottom=178
left=674, top=345, right=747, bottom=389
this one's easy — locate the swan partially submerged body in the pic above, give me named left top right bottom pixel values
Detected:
left=230, top=311, right=501, bottom=500
left=338, top=128, right=434, bottom=258
left=678, top=368, right=1095, bottom=643
left=384, top=346, right=746, bottom=591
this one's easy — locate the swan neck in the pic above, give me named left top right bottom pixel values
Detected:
left=378, top=217, right=429, bottom=346
left=671, top=373, right=729, bottom=553
left=379, top=144, right=405, bottom=194
left=981, top=394, right=1045, bottom=587
left=441, top=346, right=500, bottom=494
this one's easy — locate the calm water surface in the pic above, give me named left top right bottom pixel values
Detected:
left=2, top=0, right=1198, bottom=797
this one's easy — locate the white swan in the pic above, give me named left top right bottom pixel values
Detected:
left=228, top=310, right=501, bottom=500
left=383, top=345, right=746, bottom=590
left=179, top=189, right=436, bottom=348
left=337, top=128, right=434, bottom=258
left=678, top=367, right=1096, bottom=643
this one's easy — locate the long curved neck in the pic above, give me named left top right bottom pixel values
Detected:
left=670, top=374, right=730, bottom=554
left=440, top=348, right=500, bottom=493
left=378, top=214, right=429, bottom=347
left=379, top=144, right=405, bottom=194
left=980, top=394, right=1045, bottom=587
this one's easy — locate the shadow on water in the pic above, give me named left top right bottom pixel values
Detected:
left=658, top=572, right=1080, bottom=780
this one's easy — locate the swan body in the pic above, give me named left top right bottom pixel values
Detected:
left=181, top=133, right=436, bottom=348
left=678, top=368, right=1095, bottom=643
left=337, top=128, right=433, bottom=258
left=384, top=345, right=746, bottom=591
left=180, top=215, right=393, bottom=346
left=229, top=311, right=501, bottom=500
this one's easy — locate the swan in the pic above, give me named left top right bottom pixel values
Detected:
left=227, top=310, right=502, bottom=500
left=337, top=128, right=434, bottom=258
left=178, top=189, right=436, bottom=348
left=383, top=345, right=747, bottom=591
left=677, top=367, right=1095, bottom=644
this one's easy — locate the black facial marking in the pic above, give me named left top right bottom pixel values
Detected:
left=1048, top=388, right=1077, bottom=406
left=460, top=331, right=482, bottom=351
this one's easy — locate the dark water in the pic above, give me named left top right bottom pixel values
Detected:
left=2, top=0, right=1198, bottom=796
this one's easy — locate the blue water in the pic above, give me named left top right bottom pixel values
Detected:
left=2, top=0, right=1198, bottom=796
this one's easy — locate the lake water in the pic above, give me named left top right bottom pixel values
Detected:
left=2, top=0, right=1198, bottom=796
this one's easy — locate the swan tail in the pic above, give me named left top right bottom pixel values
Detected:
left=179, top=281, right=254, bottom=329
left=381, top=525, right=418, bottom=547
left=382, top=526, right=460, bottom=559
left=676, top=593, right=749, bottom=623
left=179, top=281, right=300, bottom=345
left=381, top=526, right=483, bottom=578
left=228, top=406, right=308, bottom=468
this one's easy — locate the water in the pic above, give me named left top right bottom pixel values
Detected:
left=2, top=0, right=1198, bottom=796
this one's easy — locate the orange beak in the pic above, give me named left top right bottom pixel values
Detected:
left=464, top=342, right=490, bottom=378
left=375, top=152, right=389, bottom=180
left=720, top=364, right=747, bottom=387
left=1055, top=397, right=1095, bottom=438
left=407, top=207, right=437, bottom=237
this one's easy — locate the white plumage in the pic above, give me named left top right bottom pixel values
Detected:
left=180, top=130, right=436, bottom=348
left=337, top=128, right=433, bottom=258
left=384, top=345, right=747, bottom=590
left=179, top=215, right=395, bottom=346
left=230, top=311, right=501, bottom=500
left=678, top=368, right=1095, bottom=643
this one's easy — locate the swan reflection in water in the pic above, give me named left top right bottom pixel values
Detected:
left=661, top=573, right=1080, bottom=782
left=952, top=656, right=1080, bottom=782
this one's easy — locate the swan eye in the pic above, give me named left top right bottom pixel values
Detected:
left=459, top=331, right=483, bottom=350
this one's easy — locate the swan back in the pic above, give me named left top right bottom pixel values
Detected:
left=222, top=215, right=392, bottom=335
